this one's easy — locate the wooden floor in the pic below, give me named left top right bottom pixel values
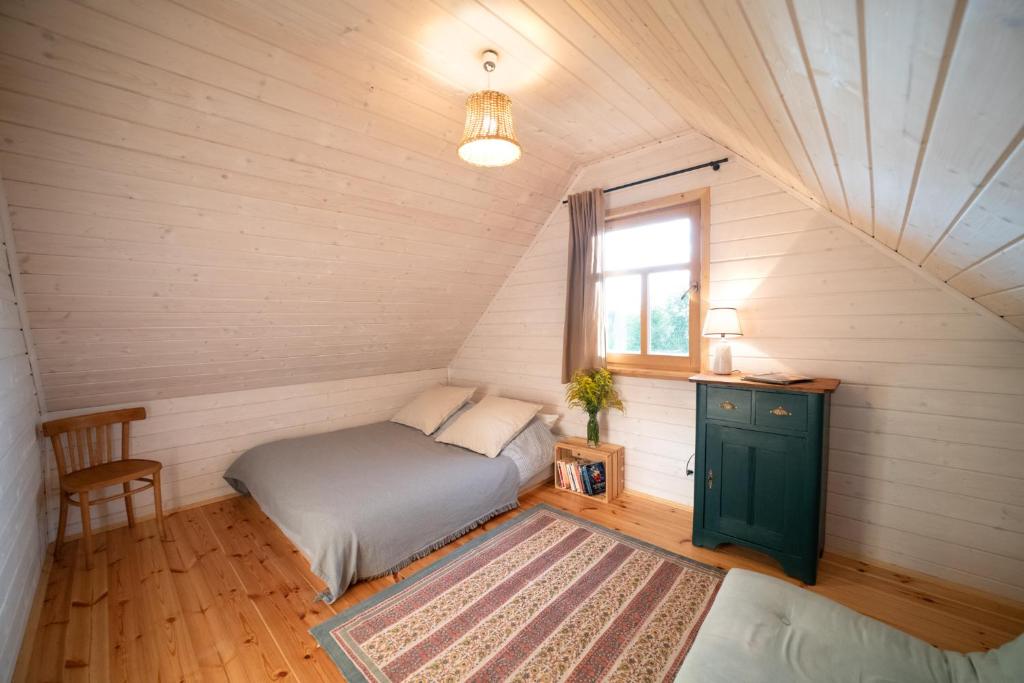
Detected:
left=15, top=487, right=1024, bottom=682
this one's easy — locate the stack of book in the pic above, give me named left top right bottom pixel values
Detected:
left=556, top=459, right=607, bottom=496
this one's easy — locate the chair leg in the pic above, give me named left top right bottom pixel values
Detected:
left=80, top=490, right=93, bottom=570
left=54, top=494, right=68, bottom=561
left=123, top=482, right=135, bottom=528
left=152, top=470, right=166, bottom=541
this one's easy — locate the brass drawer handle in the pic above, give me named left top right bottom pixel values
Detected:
left=770, top=406, right=792, bottom=417
left=719, top=401, right=736, bottom=411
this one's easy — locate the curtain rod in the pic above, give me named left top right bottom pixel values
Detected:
left=561, top=157, right=729, bottom=204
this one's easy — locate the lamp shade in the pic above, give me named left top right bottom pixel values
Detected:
left=702, top=307, right=743, bottom=338
left=458, top=90, right=522, bottom=167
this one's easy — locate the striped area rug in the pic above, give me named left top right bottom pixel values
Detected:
left=311, top=504, right=724, bottom=682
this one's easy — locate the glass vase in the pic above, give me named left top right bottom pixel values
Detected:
left=586, top=411, right=600, bottom=447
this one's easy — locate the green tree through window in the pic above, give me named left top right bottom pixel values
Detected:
left=650, top=290, right=689, bottom=356
left=601, top=192, right=704, bottom=375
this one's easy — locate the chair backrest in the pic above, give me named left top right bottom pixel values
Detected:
left=42, top=407, right=147, bottom=478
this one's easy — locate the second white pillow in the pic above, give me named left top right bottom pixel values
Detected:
left=436, top=395, right=543, bottom=457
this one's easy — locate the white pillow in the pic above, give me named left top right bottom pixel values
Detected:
left=436, top=395, right=543, bottom=457
left=537, top=413, right=559, bottom=429
left=391, top=385, right=475, bottom=435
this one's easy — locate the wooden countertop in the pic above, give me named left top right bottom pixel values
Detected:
left=688, top=373, right=841, bottom=394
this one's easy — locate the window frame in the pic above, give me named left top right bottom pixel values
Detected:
left=603, top=188, right=710, bottom=380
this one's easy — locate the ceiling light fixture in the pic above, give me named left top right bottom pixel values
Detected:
left=458, top=50, right=522, bottom=168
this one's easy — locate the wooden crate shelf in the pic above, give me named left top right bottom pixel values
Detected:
left=552, top=437, right=624, bottom=504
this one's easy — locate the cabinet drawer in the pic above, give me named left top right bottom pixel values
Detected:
left=706, top=387, right=752, bottom=423
left=755, top=391, right=808, bottom=432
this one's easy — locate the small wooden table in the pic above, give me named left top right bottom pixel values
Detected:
left=553, top=437, right=624, bottom=503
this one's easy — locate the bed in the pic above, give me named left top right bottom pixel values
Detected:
left=223, top=415, right=553, bottom=602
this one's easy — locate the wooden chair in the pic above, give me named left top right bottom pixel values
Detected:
left=41, top=407, right=164, bottom=569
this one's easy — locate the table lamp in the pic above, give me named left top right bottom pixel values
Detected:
left=702, top=307, right=743, bottom=375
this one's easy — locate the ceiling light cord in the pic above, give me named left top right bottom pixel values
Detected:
left=482, top=49, right=497, bottom=89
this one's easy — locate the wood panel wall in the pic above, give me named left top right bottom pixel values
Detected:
left=40, top=367, right=447, bottom=539
left=0, top=0, right=687, bottom=411
left=1, top=0, right=1019, bottom=413
left=532, top=0, right=1024, bottom=331
left=449, top=132, right=1024, bottom=601
left=0, top=178, right=46, bottom=679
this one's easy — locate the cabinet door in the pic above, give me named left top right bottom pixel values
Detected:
left=704, top=424, right=807, bottom=551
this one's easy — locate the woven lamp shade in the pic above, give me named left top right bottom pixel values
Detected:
left=458, top=90, right=522, bottom=167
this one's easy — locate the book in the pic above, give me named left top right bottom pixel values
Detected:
left=557, top=458, right=608, bottom=497
left=742, top=372, right=813, bottom=385
left=566, top=461, right=580, bottom=493
left=582, top=462, right=607, bottom=496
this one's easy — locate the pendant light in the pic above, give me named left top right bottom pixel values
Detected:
left=458, top=50, right=522, bottom=167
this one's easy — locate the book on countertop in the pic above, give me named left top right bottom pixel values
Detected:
left=741, top=372, right=813, bottom=385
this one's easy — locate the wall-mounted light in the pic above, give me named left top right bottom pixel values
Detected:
left=458, top=50, right=522, bottom=168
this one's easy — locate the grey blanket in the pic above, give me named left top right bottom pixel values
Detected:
left=223, top=421, right=520, bottom=602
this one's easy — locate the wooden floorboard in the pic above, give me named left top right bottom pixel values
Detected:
left=15, top=487, right=1024, bottom=681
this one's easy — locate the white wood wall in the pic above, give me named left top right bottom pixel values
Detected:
left=0, top=0, right=590, bottom=411
left=449, top=132, right=1024, bottom=601
left=1, top=0, right=1020, bottom=413
left=0, top=0, right=1020, bottom=610
left=533, top=0, right=1024, bottom=330
left=41, top=367, right=447, bottom=539
left=0, top=180, right=46, bottom=680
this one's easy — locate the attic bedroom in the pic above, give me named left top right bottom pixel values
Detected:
left=1, top=0, right=1022, bottom=681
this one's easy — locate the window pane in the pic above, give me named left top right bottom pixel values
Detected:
left=648, top=270, right=690, bottom=356
left=603, top=218, right=691, bottom=271
left=604, top=275, right=641, bottom=354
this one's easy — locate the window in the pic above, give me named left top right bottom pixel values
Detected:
left=602, top=189, right=708, bottom=378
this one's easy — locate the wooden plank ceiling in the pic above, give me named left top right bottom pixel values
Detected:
left=0, top=0, right=689, bottom=410
left=548, top=0, right=1023, bottom=330
left=0, top=0, right=1021, bottom=411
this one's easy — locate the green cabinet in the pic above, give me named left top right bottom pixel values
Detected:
left=692, top=376, right=837, bottom=584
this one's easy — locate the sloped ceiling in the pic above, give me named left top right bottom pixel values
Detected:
left=0, top=0, right=1021, bottom=411
left=0, top=0, right=690, bottom=411
left=558, top=0, right=1024, bottom=329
